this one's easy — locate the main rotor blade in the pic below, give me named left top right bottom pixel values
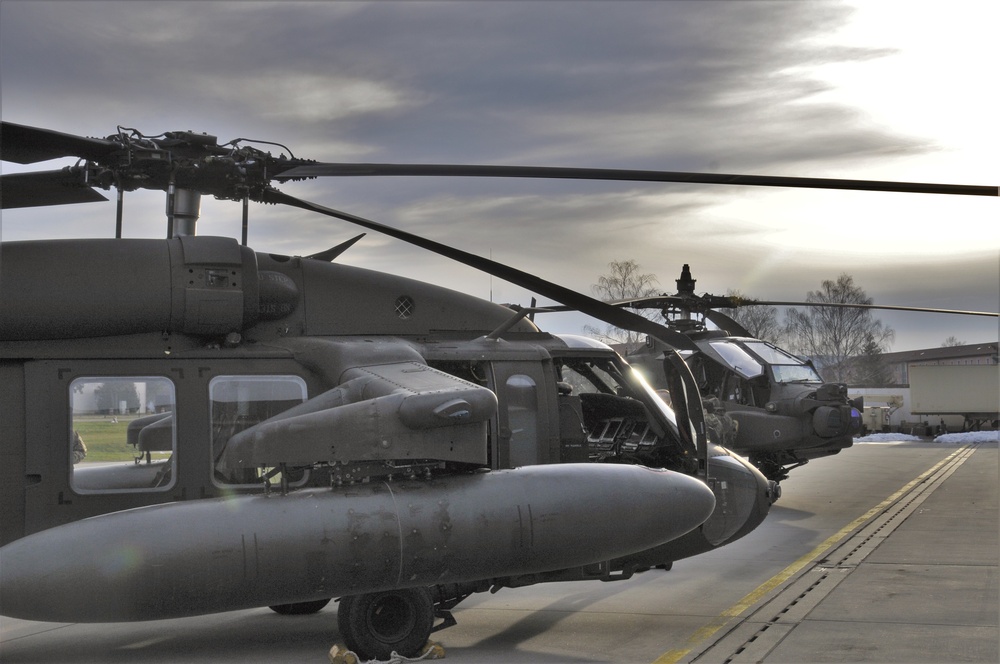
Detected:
left=274, top=163, right=997, bottom=197
left=606, top=296, right=690, bottom=309
left=703, top=310, right=752, bottom=337
left=261, top=187, right=699, bottom=351
left=752, top=301, right=1000, bottom=317
left=1, top=122, right=120, bottom=165
left=603, top=294, right=999, bottom=318
left=0, top=170, right=108, bottom=209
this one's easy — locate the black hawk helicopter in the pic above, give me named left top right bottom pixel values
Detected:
left=612, top=264, right=999, bottom=482
left=0, top=121, right=994, bottom=659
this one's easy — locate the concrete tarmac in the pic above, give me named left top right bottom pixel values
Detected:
left=688, top=441, right=998, bottom=664
left=1, top=441, right=996, bottom=663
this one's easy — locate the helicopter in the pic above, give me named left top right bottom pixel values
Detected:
left=0, top=121, right=993, bottom=660
left=604, top=264, right=1000, bottom=483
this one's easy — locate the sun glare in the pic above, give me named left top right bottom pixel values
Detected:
left=805, top=1, right=999, bottom=183
left=721, top=1, right=999, bottom=261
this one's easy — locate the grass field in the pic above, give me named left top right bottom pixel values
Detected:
left=72, top=416, right=169, bottom=462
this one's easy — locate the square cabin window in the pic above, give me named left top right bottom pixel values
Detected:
left=210, top=375, right=308, bottom=487
left=69, top=376, right=176, bottom=493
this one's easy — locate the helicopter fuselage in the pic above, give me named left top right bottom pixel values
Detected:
left=0, top=236, right=772, bottom=624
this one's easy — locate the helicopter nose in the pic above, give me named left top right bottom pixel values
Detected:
left=813, top=404, right=863, bottom=437
left=699, top=446, right=773, bottom=546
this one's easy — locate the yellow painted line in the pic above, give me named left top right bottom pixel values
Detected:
left=653, top=447, right=968, bottom=664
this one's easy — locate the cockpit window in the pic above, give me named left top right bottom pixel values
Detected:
left=770, top=364, right=824, bottom=383
left=558, top=357, right=677, bottom=429
left=708, top=340, right=764, bottom=379
left=630, top=367, right=679, bottom=428
left=560, top=358, right=621, bottom=395
left=743, top=341, right=823, bottom=383
left=743, top=341, right=800, bottom=365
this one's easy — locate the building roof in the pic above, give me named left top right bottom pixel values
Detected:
left=881, top=342, right=998, bottom=365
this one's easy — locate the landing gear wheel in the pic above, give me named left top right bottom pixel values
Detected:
left=269, top=598, right=331, bottom=615
left=337, top=587, right=434, bottom=660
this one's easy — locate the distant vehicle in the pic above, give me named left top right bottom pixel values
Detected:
left=910, top=364, right=999, bottom=431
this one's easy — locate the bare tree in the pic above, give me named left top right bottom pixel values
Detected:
left=784, top=274, right=895, bottom=383
left=941, top=336, right=965, bottom=347
left=585, top=259, right=660, bottom=351
left=720, top=289, right=783, bottom=344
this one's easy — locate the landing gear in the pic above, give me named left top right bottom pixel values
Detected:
left=749, top=452, right=807, bottom=484
left=268, top=598, right=331, bottom=615
left=751, top=455, right=789, bottom=483
left=337, top=587, right=435, bottom=660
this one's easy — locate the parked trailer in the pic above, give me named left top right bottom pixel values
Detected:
left=910, top=364, right=999, bottom=431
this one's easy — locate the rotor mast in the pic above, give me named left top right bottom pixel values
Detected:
left=166, top=185, right=201, bottom=237
left=666, top=264, right=702, bottom=332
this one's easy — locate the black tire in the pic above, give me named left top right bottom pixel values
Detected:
left=337, top=588, right=434, bottom=660
left=269, top=598, right=331, bottom=615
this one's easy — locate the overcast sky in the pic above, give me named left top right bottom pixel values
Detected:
left=1, top=0, right=997, bottom=351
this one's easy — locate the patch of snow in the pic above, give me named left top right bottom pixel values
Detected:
left=935, top=431, right=999, bottom=444
left=855, top=431, right=998, bottom=444
left=855, top=433, right=924, bottom=443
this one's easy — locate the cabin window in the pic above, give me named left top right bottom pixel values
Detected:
left=69, top=376, right=177, bottom=493
left=210, top=375, right=309, bottom=487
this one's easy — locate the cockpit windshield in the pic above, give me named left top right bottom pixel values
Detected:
left=558, top=356, right=678, bottom=429
left=742, top=340, right=823, bottom=383
left=743, top=341, right=800, bottom=364
left=708, top=339, right=823, bottom=383
left=707, top=340, right=764, bottom=379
